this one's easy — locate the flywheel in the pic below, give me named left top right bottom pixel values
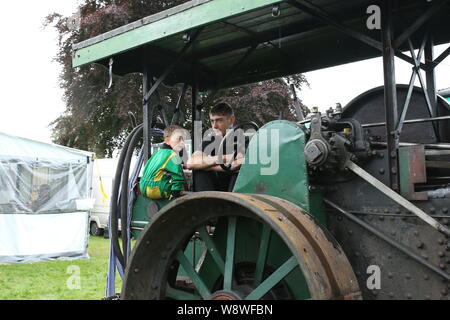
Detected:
left=122, top=192, right=361, bottom=300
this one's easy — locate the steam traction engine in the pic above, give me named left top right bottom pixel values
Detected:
left=72, top=0, right=450, bottom=300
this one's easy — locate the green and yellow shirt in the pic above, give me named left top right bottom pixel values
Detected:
left=140, top=144, right=184, bottom=200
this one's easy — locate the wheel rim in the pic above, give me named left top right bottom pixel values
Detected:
left=122, top=192, right=361, bottom=300
left=90, top=222, right=98, bottom=236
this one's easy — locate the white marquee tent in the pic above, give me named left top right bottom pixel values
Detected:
left=0, top=132, right=94, bottom=264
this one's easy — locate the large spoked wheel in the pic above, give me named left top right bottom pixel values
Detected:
left=122, top=193, right=361, bottom=300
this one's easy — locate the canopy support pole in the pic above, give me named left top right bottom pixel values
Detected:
left=143, top=62, right=154, bottom=162
left=381, top=0, right=400, bottom=192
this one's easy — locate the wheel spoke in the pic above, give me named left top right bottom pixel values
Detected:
left=176, top=251, right=211, bottom=299
left=224, top=217, right=237, bottom=291
left=166, top=285, right=202, bottom=300
left=246, top=256, right=298, bottom=300
left=254, top=224, right=272, bottom=287
left=198, top=227, right=225, bottom=274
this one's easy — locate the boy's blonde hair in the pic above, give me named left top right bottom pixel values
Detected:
left=164, top=125, right=187, bottom=140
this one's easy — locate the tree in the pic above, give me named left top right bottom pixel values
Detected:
left=46, top=0, right=308, bottom=158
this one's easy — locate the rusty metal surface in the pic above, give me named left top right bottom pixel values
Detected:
left=399, top=146, right=428, bottom=201
left=121, top=192, right=361, bottom=300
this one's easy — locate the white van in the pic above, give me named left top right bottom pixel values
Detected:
left=90, top=159, right=118, bottom=236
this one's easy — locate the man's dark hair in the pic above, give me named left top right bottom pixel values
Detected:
left=210, top=103, right=234, bottom=117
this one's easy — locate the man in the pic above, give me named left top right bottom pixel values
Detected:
left=187, top=103, right=242, bottom=192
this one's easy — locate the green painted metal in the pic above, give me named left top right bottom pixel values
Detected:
left=73, top=0, right=281, bottom=68
left=166, top=285, right=201, bottom=300
left=254, top=224, right=271, bottom=287
left=73, top=1, right=450, bottom=90
left=176, top=250, right=212, bottom=299
left=198, top=228, right=225, bottom=273
left=177, top=238, right=206, bottom=279
left=399, top=147, right=411, bottom=199
left=130, top=196, right=171, bottom=239
left=224, top=217, right=237, bottom=291
left=398, top=145, right=428, bottom=201
left=233, top=120, right=326, bottom=226
left=245, top=256, right=298, bottom=300
left=196, top=216, right=310, bottom=299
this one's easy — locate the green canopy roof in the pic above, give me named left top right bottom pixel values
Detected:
left=73, top=0, right=450, bottom=90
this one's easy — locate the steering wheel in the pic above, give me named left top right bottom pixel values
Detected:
left=217, top=122, right=260, bottom=172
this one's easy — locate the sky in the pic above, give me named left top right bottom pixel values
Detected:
left=0, top=0, right=79, bottom=144
left=0, top=1, right=449, bottom=146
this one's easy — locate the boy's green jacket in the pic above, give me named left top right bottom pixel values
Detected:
left=140, top=144, right=184, bottom=199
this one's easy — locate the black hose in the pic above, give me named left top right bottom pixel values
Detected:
left=110, top=124, right=143, bottom=267
left=128, top=112, right=137, bottom=128
left=121, top=125, right=144, bottom=263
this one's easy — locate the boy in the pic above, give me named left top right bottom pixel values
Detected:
left=140, top=125, right=187, bottom=200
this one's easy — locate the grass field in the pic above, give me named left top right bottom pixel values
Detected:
left=0, top=236, right=121, bottom=300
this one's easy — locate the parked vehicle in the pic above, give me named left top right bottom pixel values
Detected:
left=90, top=158, right=126, bottom=237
